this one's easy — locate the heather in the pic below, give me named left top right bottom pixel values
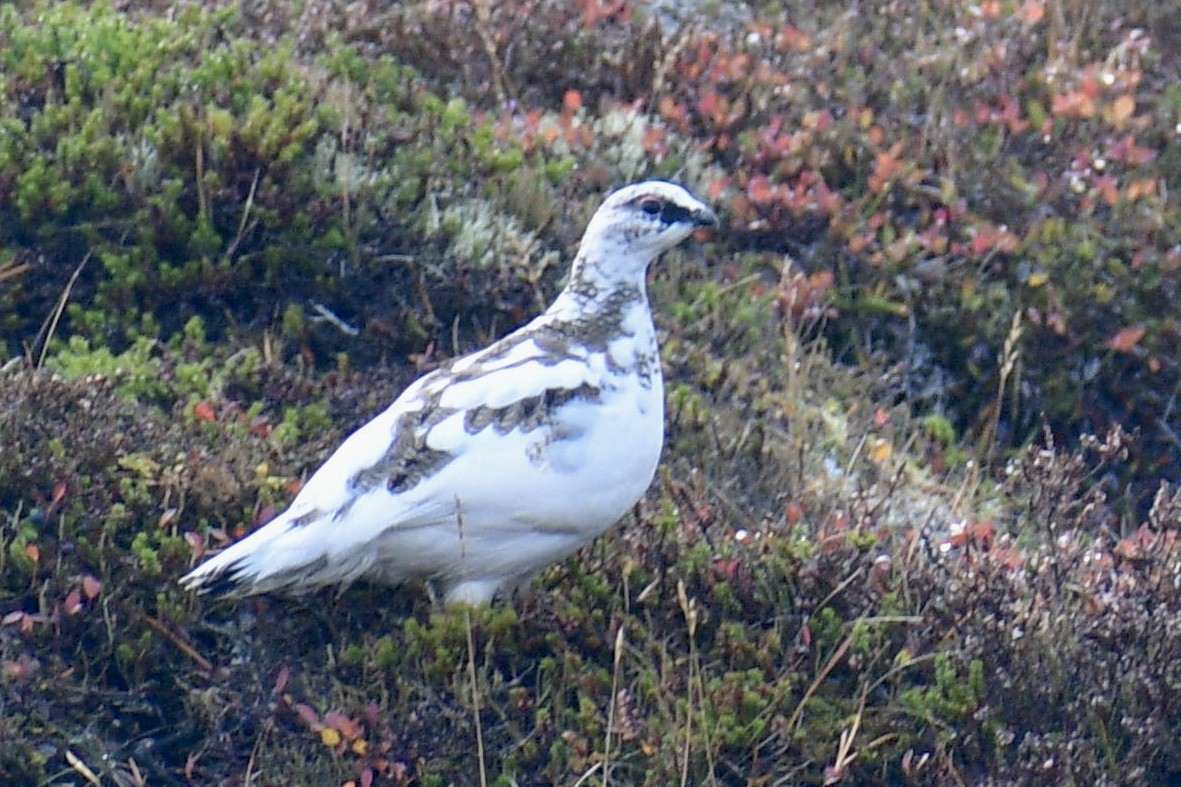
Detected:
left=1, top=1, right=1180, bottom=784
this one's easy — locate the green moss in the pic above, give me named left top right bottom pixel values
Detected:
left=272, top=402, right=333, bottom=448
left=130, top=531, right=162, bottom=575
left=3, top=523, right=40, bottom=584
left=923, top=414, right=957, bottom=447
left=45, top=336, right=169, bottom=402
left=899, top=652, right=984, bottom=727
left=373, top=635, right=400, bottom=672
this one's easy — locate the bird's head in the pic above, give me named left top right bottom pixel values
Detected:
left=578, top=180, right=718, bottom=272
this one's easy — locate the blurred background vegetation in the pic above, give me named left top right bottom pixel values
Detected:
left=1, top=1, right=1180, bottom=784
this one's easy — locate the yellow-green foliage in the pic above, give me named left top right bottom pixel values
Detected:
left=0, top=0, right=563, bottom=358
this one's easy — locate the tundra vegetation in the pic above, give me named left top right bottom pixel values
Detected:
left=1, top=1, right=1180, bottom=784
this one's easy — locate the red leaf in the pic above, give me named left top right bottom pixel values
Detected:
left=185, top=754, right=198, bottom=781
left=1052, top=90, right=1095, bottom=119
left=2, top=655, right=40, bottom=681
left=1126, top=178, right=1156, bottom=201
left=294, top=703, right=321, bottom=728
left=81, top=575, right=102, bottom=601
left=1017, top=0, right=1045, bottom=24
left=712, top=558, right=740, bottom=580
left=24, top=544, right=39, bottom=564
left=746, top=175, right=776, bottom=205
left=562, top=90, right=582, bottom=113
left=323, top=710, right=364, bottom=741
left=785, top=501, right=804, bottom=524
left=63, top=590, right=84, bottom=616
left=1080, top=73, right=1100, bottom=100
left=1114, top=538, right=1140, bottom=560
left=696, top=91, right=721, bottom=122
left=1095, top=175, right=1119, bottom=206
left=641, top=126, right=665, bottom=153
left=706, top=176, right=729, bottom=201
left=1107, top=326, right=1146, bottom=353
left=194, top=401, right=217, bottom=423
left=967, top=521, right=996, bottom=545
left=273, top=665, right=290, bottom=695
left=51, top=481, right=68, bottom=505
left=847, top=233, right=873, bottom=254
left=184, top=531, right=205, bottom=555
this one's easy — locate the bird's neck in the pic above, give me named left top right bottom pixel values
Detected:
left=538, top=248, right=655, bottom=350
left=545, top=245, right=651, bottom=319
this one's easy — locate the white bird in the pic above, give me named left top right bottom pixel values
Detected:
left=180, top=180, right=718, bottom=605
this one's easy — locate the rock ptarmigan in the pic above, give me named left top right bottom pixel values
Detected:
left=180, top=180, right=718, bottom=605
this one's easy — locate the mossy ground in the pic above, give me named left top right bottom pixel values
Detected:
left=3, top=0, right=1181, bottom=785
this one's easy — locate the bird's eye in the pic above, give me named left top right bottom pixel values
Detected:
left=638, top=198, right=663, bottom=216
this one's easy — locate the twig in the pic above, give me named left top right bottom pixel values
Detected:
left=676, top=579, right=717, bottom=785
left=651, top=17, right=691, bottom=100
left=140, top=614, right=214, bottom=673
left=456, top=502, right=489, bottom=787
left=65, top=750, right=102, bottom=786
left=787, top=624, right=858, bottom=734
left=570, top=761, right=603, bottom=787
left=602, top=623, right=626, bottom=787
left=127, top=756, right=147, bottom=786
left=465, top=607, right=489, bottom=787
left=865, top=649, right=936, bottom=697
left=35, top=251, right=91, bottom=369
left=473, top=0, right=509, bottom=105
left=0, top=261, right=31, bottom=283
left=813, top=568, right=863, bottom=614
left=222, top=167, right=260, bottom=263
left=308, top=302, right=360, bottom=336
left=243, top=717, right=273, bottom=787
left=195, top=137, right=208, bottom=228
left=825, top=687, right=867, bottom=780
left=982, top=310, right=1023, bottom=466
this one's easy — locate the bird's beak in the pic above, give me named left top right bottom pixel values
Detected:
left=694, top=206, right=719, bottom=228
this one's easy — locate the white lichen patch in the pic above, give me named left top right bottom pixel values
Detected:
left=424, top=196, right=558, bottom=280
left=591, top=106, right=722, bottom=188
left=311, top=137, right=386, bottom=194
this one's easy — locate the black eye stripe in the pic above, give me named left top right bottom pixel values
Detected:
left=659, top=202, right=693, bottom=224
left=633, top=196, right=698, bottom=225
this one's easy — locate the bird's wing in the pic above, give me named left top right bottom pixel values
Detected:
left=293, top=328, right=601, bottom=513
left=180, top=328, right=605, bottom=594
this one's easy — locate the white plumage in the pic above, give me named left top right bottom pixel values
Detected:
left=180, top=180, right=718, bottom=605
